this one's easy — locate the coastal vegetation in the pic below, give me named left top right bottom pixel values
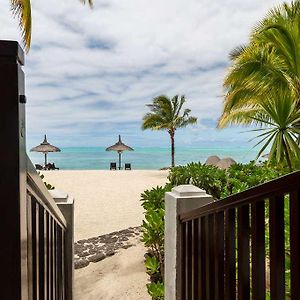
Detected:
left=219, top=0, right=300, bottom=170
left=141, top=4, right=300, bottom=298
left=141, top=185, right=170, bottom=300
left=141, top=162, right=291, bottom=299
left=10, top=0, right=93, bottom=51
left=142, top=95, right=197, bottom=168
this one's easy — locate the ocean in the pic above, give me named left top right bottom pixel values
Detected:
left=28, top=147, right=259, bottom=170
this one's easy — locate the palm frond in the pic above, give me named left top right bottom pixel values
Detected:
left=11, top=0, right=32, bottom=52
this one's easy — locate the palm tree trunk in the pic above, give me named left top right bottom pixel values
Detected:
left=169, top=131, right=175, bottom=167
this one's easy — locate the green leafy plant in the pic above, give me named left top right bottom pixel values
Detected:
left=146, top=282, right=164, bottom=300
left=145, top=256, right=160, bottom=275
left=141, top=185, right=171, bottom=299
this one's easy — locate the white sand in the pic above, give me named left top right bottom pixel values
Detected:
left=42, top=170, right=168, bottom=241
left=42, top=170, right=168, bottom=300
left=74, top=242, right=150, bottom=300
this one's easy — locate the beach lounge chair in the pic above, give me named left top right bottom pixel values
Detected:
left=35, top=164, right=43, bottom=170
left=125, top=163, right=131, bottom=170
left=45, top=163, right=59, bottom=170
left=110, top=162, right=117, bottom=170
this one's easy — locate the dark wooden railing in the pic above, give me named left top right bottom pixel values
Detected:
left=0, top=40, right=72, bottom=299
left=27, top=157, right=68, bottom=299
left=179, top=171, right=300, bottom=300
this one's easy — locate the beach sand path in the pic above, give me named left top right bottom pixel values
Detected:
left=42, top=170, right=168, bottom=300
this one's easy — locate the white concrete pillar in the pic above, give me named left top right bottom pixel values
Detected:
left=50, top=189, right=74, bottom=300
left=165, top=185, right=214, bottom=300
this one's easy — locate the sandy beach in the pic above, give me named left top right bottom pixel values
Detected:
left=42, top=170, right=168, bottom=299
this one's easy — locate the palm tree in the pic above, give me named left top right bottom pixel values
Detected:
left=218, top=0, right=300, bottom=166
left=10, top=0, right=93, bottom=52
left=227, top=90, right=300, bottom=170
left=142, top=95, right=197, bottom=167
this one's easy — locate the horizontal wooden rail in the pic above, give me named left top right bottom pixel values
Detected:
left=180, top=171, right=300, bottom=222
left=27, top=156, right=67, bottom=228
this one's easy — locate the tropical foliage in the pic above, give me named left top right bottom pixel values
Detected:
left=142, top=95, right=197, bottom=167
left=219, top=0, right=300, bottom=168
left=10, top=0, right=93, bottom=51
left=168, top=161, right=287, bottom=199
left=141, top=162, right=290, bottom=299
left=141, top=185, right=171, bottom=300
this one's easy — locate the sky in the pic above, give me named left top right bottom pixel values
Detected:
left=0, top=0, right=283, bottom=148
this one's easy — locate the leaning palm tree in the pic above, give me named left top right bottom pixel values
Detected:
left=219, top=0, right=300, bottom=127
left=142, top=95, right=197, bottom=167
left=219, top=0, right=300, bottom=166
left=10, top=0, right=93, bottom=52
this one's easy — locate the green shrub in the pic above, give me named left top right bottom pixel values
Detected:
left=141, top=162, right=292, bottom=298
left=169, top=161, right=288, bottom=199
left=141, top=186, right=171, bottom=299
left=168, top=163, right=226, bottom=199
left=146, top=281, right=164, bottom=300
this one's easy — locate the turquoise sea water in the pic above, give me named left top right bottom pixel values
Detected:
left=28, top=147, right=259, bottom=170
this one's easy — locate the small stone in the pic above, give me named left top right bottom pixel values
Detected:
left=106, top=250, right=115, bottom=257
left=77, top=250, right=90, bottom=257
left=89, top=253, right=105, bottom=263
left=122, top=244, right=133, bottom=250
left=75, top=259, right=89, bottom=269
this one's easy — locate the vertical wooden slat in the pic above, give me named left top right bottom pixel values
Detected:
left=205, top=214, right=215, bottom=299
left=27, top=195, right=33, bottom=300
left=61, top=229, right=66, bottom=300
left=31, top=199, right=38, bottom=300
left=181, top=222, right=186, bottom=300
left=215, top=211, right=225, bottom=299
left=54, top=222, right=57, bottom=300
left=48, top=216, right=52, bottom=300
left=193, top=218, right=200, bottom=300
left=35, top=201, right=40, bottom=300
left=187, top=220, right=192, bottom=300
left=225, top=208, right=236, bottom=300
left=290, top=190, right=300, bottom=300
left=238, top=205, right=250, bottom=300
left=51, top=218, right=55, bottom=300
left=269, top=195, right=285, bottom=299
left=45, top=211, right=49, bottom=300
left=39, top=205, right=45, bottom=300
left=200, top=217, right=206, bottom=299
left=57, top=227, right=62, bottom=300
left=251, top=201, right=265, bottom=300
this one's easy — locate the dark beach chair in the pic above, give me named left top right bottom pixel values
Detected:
left=52, top=163, right=59, bottom=170
left=35, top=164, right=43, bottom=170
left=124, top=163, right=131, bottom=170
left=45, top=163, right=59, bottom=170
left=110, top=162, right=117, bottom=170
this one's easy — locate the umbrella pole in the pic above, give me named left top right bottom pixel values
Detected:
left=44, top=152, right=47, bottom=166
left=118, top=152, right=122, bottom=170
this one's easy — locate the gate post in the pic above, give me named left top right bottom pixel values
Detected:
left=164, top=185, right=214, bottom=300
left=0, top=41, right=28, bottom=299
left=50, top=189, right=75, bottom=300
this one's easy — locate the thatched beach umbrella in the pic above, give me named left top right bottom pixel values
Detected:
left=106, top=135, right=134, bottom=170
left=30, top=135, right=61, bottom=166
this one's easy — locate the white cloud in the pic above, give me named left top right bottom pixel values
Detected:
left=0, top=0, right=283, bottom=147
